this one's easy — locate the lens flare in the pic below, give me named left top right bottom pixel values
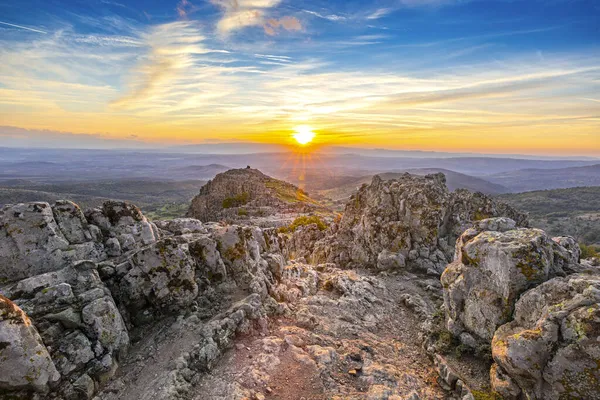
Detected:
left=293, top=125, right=316, bottom=145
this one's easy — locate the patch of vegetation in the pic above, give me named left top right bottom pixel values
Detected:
left=581, top=243, right=600, bottom=259
left=237, top=208, right=248, bottom=216
left=278, top=215, right=327, bottom=233
left=432, top=329, right=457, bottom=354
left=145, top=203, right=189, bottom=220
left=471, top=389, right=503, bottom=400
left=222, top=192, right=249, bottom=209
left=498, top=187, right=600, bottom=245
left=265, top=179, right=316, bottom=204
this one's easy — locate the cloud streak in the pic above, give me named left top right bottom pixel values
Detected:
left=0, top=20, right=47, bottom=34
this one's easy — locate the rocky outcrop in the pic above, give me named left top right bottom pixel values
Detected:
left=0, top=202, right=105, bottom=283
left=2, top=171, right=595, bottom=400
left=442, top=218, right=575, bottom=345
left=0, top=295, right=60, bottom=395
left=187, top=168, right=322, bottom=223
left=491, top=274, right=600, bottom=399
left=85, top=201, right=160, bottom=256
left=313, top=173, right=527, bottom=273
left=1, top=261, right=129, bottom=398
left=107, top=239, right=199, bottom=326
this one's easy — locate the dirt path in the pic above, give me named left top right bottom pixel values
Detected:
left=192, top=268, right=448, bottom=400
left=95, top=267, right=451, bottom=400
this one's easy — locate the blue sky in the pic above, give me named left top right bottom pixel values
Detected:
left=0, top=0, right=599, bottom=154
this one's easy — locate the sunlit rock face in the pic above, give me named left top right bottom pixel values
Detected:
left=312, top=173, right=528, bottom=274
left=441, top=219, right=574, bottom=344
left=491, top=274, right=600, bottom=400
left=0, top=295, right=60, bottom=394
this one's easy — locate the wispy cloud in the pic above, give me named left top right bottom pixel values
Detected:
left=366, top=8, right=392, bottom=20
left=176, top=0, right=195, bottom=19
left=0, top=20, right=47, bottom=34
left=302, top=9, right=347, bottom=22
left=0, top=10, right=598, bottom=154
left=209, top=0, right=301, bottom=36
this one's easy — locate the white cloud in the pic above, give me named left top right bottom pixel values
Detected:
left=366, top=8, right=392, bottom=20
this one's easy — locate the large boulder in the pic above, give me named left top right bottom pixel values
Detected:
left=0, top=202, right=105, bottom=283
left=210, top=225, right=272, bottom=297
left=85, top=201, right=159, bottom=256
left=110, top=238, right=198, bottom=325
left=52, top=200, right=99, bottom=244
left=0, top=295, right=60, bottom=394
left=2, top=261, right=129, bottom=397
left=491, top=274, right=600, bottom=399
left=441, top=219, right=573, bottom=344
left=313, top=174, right=527, bottom=273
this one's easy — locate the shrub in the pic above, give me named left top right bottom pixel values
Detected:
left=278, top=215, right=327, bottom=234
left=580, top=243, right=600, bottom=259
left=222, top=192, right=249, bottom=209
left=237, top=208, right=248, bottom=216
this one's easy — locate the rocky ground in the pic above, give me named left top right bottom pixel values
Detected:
left=1, top=170, right=599, bottom=400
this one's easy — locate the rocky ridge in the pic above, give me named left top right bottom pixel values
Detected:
left=187, top=168, right=326, bottom=225
left=312, top=173, right=528, bottom=273
left=0, top=169, right=597, bottom=400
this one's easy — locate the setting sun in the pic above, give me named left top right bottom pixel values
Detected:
left=292, top=125, right=316, bottom=145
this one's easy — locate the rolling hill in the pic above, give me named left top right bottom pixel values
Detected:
left=486, top=164, right=600, bottom=192
left=498, top=186, right=600, bottom=245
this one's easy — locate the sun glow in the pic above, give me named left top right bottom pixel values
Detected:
left=292, top=125, right=316, bottom=145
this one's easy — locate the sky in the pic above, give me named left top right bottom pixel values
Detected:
left=0, top=0, right=599, bottom=156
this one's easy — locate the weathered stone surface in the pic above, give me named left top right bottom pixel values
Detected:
left=155, top=218, right=207, bottom=235
left=187, top=235, right=227, bottom=282
left=313, top=174, right=527, bottom=273
left=442, top=219, right=571, bottom=343
left=0, top=202, right=105, bottom=282
left=1, top=260, right=128, bottom=397
left=210, top=225, right=272, bottom=297
left=85, top=201, right=159, bottom=254
left=112, top=238, right=198, bottom=323
left=491, top=274, right=600, bottom=400
left=52, top=200, right=96, bottom=244
left=0, top=295, right=60, bottom=393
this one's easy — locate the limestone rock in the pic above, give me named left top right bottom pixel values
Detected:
left=313, top=173, right=526, bottom=273
left=491, top=274, right=600, bottom=399
left=2, top=260, right=128, bottom=397
left=0, top=202, right=105, bottom=283
left=0, top=295, right=60, bottom=393
left=85, top=201, right=159, bottom=254
left=155, top=218, right=207, bottom=235
left=112, top=238, right=198, bottom=323
left=442, top=219, right=571, bottom=343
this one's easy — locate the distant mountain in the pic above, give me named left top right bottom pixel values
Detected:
left=0, top=179, right=207, bottom=220
left=0, top=188, right=109, bottom=209
left=171, top=164, right=231, bottom=179
left=486, top=164, right=600, bottom=192
left=498, top=186, right=600, bottom=245
left=317, top=168, right=508, bottom=202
